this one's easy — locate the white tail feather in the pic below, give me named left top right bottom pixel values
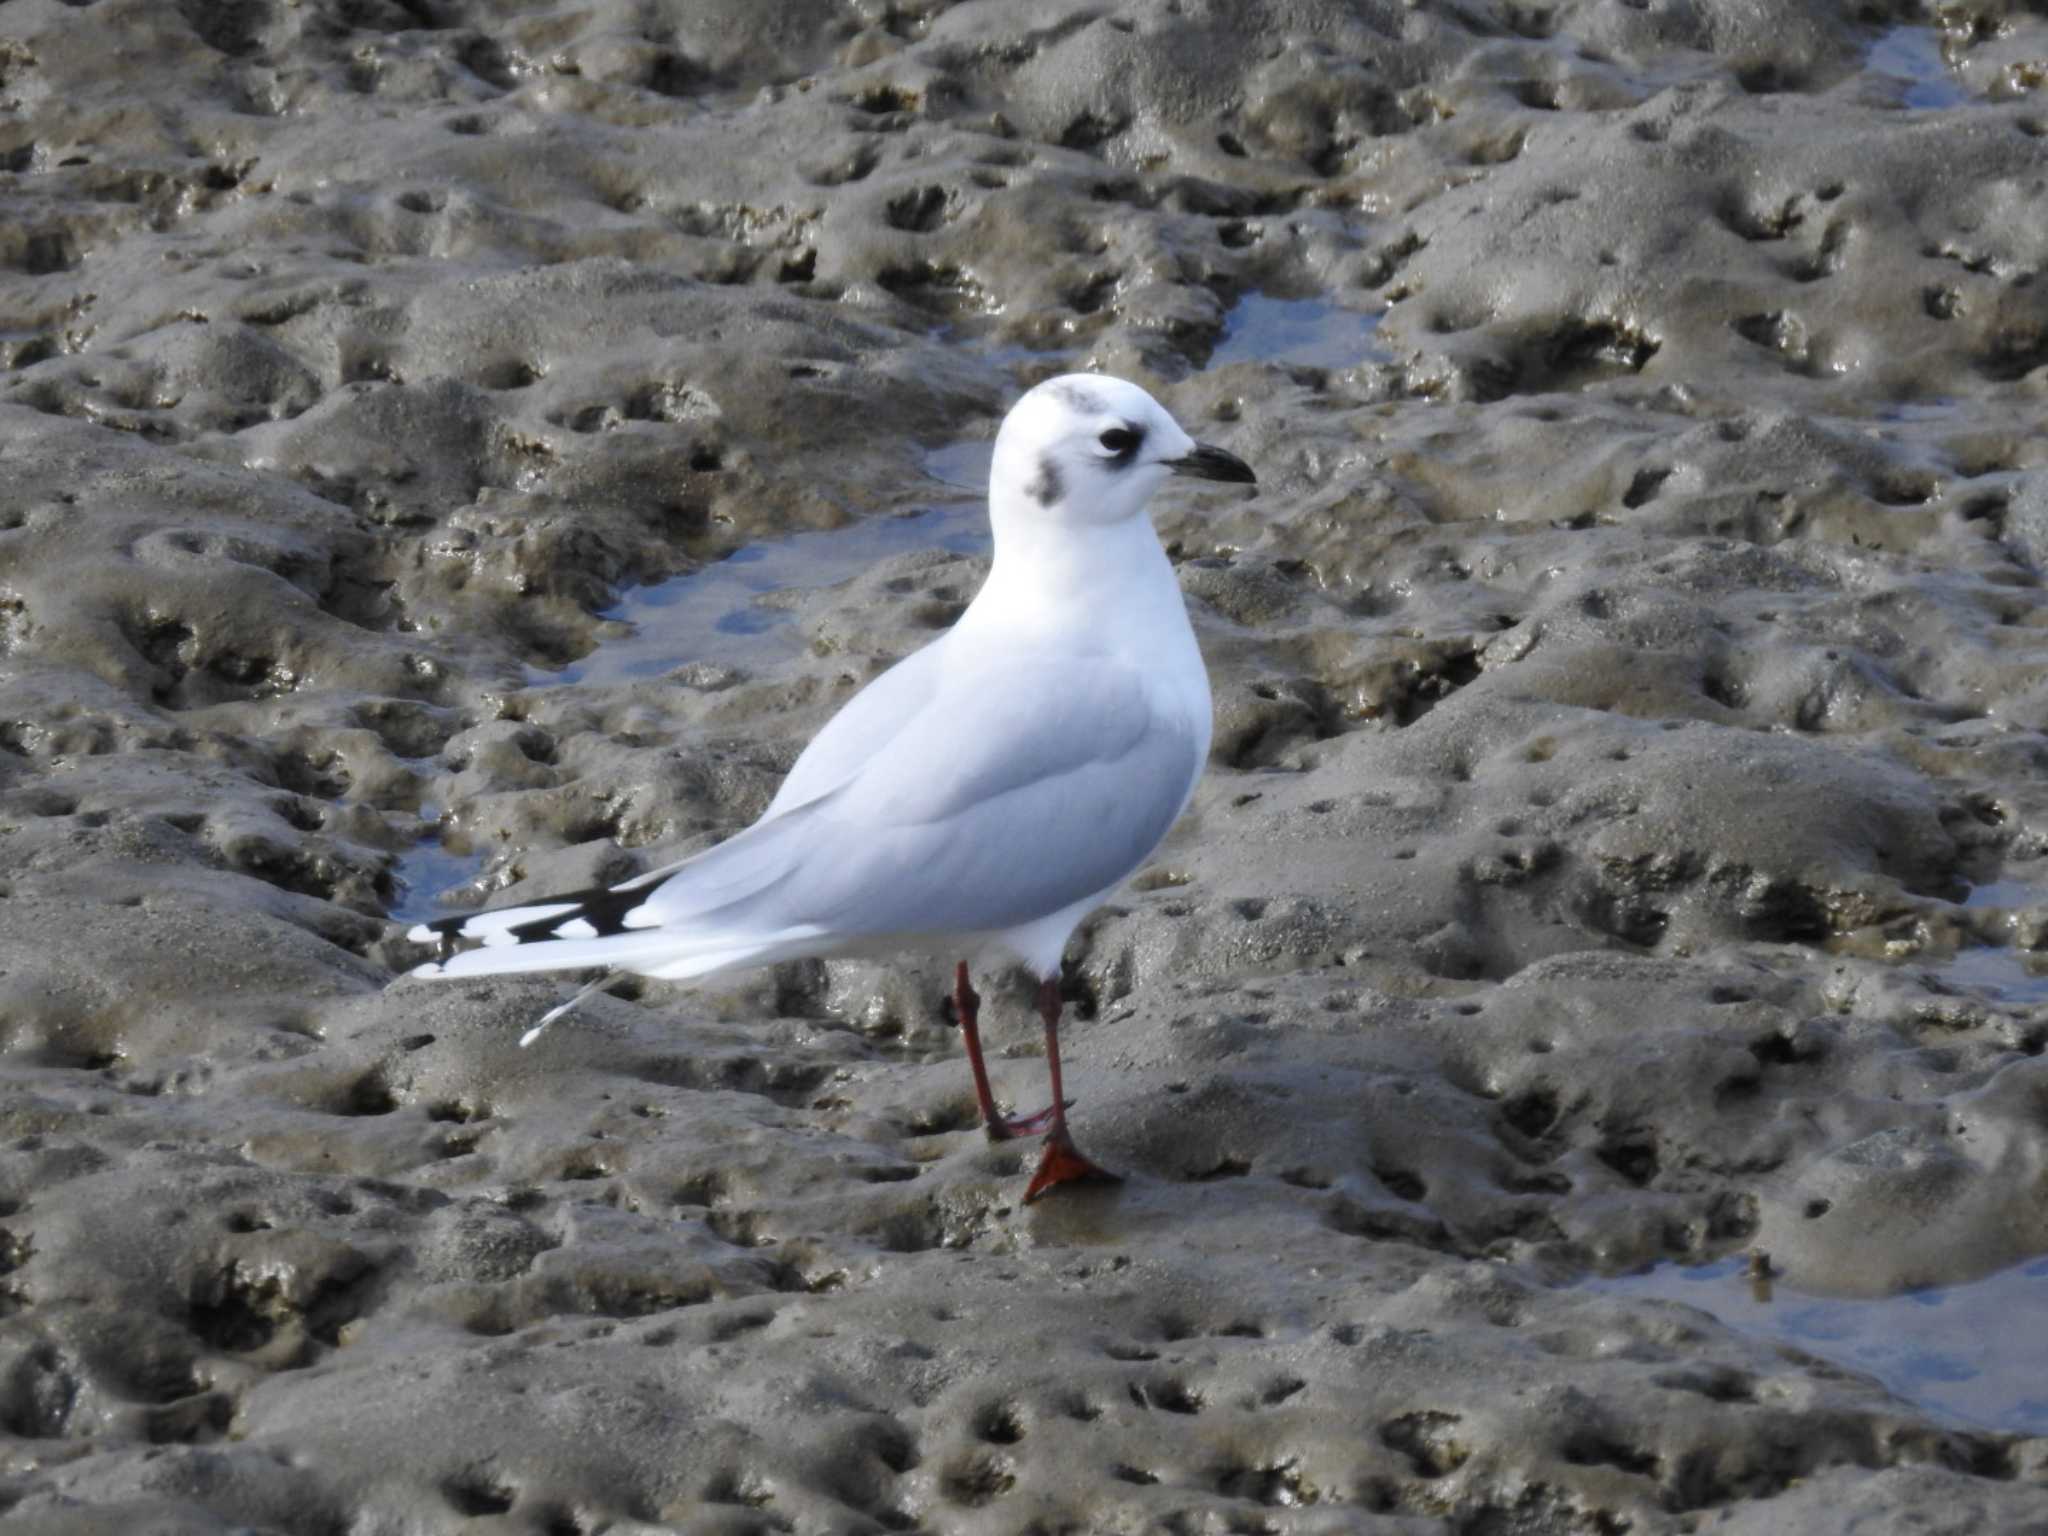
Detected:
left=411, top=929, right=686, bottom=978
left=409, top=921, right=833, bottom=1046
left=519, top=972, right=623, bottom=1047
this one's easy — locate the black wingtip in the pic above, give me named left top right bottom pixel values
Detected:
left=506, top=882, right=648, bottom=942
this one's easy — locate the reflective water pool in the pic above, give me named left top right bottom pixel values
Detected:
left=1210, top=294, right=1390, bottom=370
left=1867, top=26, right=1970, bottom=110
left=389, top=820, right=489, bottom=925
left=1592, top=1253, right=2048, bottom=1434
left=530, top=439, right=995, bottom=689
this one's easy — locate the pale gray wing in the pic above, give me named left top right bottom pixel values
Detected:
left=523, top=639, right=951, bottom=936
left=763, top=638, right=949, bottom=817
left=734, top=655, right=1204, bottom=938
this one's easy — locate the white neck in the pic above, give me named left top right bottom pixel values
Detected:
left=964, top=493, right=1184, bottom=647
left=958, top=484, right=1214, bottom=767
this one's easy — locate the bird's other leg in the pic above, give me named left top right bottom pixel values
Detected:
left=1023, top=976, right=1120, bottom=1202
left=955, top=962, right=1066, bottom=1140
left=955, top=961, right=1010, bottom=1139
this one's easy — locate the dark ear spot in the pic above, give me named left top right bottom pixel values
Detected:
left=1026, top=453, right=1064, bottom=507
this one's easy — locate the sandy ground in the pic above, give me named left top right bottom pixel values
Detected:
left=4, top=0, right=2048, bottom=1531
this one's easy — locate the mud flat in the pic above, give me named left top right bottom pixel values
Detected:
left=4, top=1, right=2048, bottom=1531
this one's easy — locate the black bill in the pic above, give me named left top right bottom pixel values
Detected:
left=1166, top=442, right=1256, bottom=485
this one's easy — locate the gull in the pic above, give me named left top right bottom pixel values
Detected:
left=407, top=374, right=1256, bottom=1201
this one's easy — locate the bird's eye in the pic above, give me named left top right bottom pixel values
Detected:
left=1098, top=426, right=1140, bottom=456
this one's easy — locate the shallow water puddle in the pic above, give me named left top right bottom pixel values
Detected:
left=920, top=438, right=995, bottom=496
left=1941, top=876, right=2048, bottom=1002
left=1592, top=1254, right=2048, bottom=1434
left=390, top=816, right=488, bottom=924
left=540, top=461, right=994, bottom=688
left=1867, top=27, right=1970, bottom=110
left=1876, top=398, right=1962, bottom=422
left=1961, top=876, right=2046, bottom=912
left=1210, top=294, right=1389, bottom=370
left=535, top=501, right=991, bottom=686
left=1938, top=943, right=2048, bottom=1005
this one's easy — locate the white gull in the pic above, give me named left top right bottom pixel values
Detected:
left=407, top=373, right=1256, bottom=1200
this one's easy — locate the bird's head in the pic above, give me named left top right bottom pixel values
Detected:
left=988, top=374, right=1255, bottom=530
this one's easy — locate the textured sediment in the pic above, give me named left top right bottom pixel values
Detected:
left=3, top=0, right=2048, bottom=1531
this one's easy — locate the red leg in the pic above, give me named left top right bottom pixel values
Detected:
left=955, top=962, right=1071, bottom=1140
left=1023, top=977, right=1120, bottom=1203
left=955, top=961, right=1010, bottom=1139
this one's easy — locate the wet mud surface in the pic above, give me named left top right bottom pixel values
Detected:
left=4, top=0, right=2048, bottom=1531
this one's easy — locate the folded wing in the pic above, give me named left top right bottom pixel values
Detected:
left=635, top=652, right=1203, bottom=939
left=413, top=651, right=1203, bottom=977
